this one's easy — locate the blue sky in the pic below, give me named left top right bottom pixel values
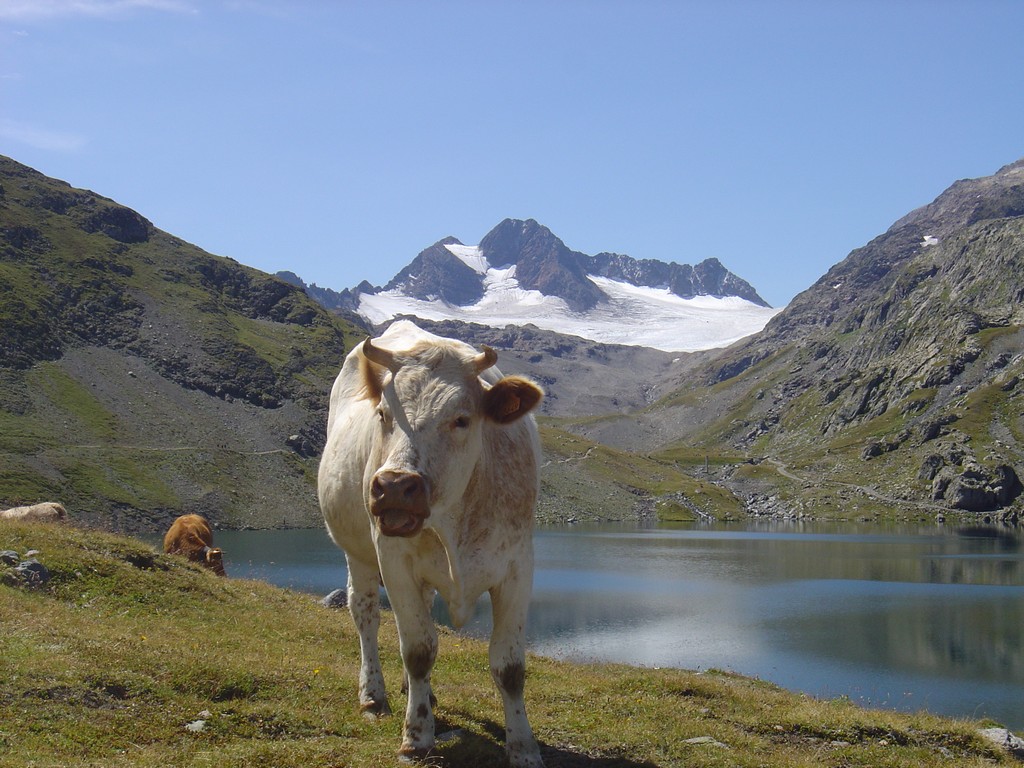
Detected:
left=2, top=0, right=1022, bottom=308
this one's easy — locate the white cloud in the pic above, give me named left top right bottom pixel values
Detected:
left=0, top=1, right=196, bottom=21
left=0, top=118, right=87, bottom=152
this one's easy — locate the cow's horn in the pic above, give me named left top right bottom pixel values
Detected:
left=362, top=336, right=399, bottom=372
left=473, top=345, right=498, bottom=374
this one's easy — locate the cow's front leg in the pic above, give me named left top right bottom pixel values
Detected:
left=346, top=556, right=390, bottom=718
left=383, top=574, right=438, bottom=761
left=490, top=571, right=544, bottom=768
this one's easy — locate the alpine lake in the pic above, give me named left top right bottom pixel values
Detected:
left=198, top=520, right=1024, bottom=731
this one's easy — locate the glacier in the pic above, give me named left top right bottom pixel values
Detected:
left=357, top=245, right=781, bottom=353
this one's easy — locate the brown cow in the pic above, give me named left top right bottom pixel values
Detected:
left=0, top=502, right=67, bottom=523
left=163, top=514, right=226, bottom=576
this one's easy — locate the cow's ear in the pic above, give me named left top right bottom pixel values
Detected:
left=483, top=376, right=543, bottom=424
left=359, top=351, right=386, bottom=402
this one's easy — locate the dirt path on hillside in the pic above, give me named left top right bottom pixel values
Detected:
left=765, top=458, right=952, bottom=514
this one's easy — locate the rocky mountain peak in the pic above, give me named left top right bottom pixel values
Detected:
left=891, top=158, right=1024, bottom=241
left=587, top=253, right=769, bottom=307
left=479, top=218, right=606, bottom=311
left=477, top=218, right=553, bottom=268
left=744, top=156, right=1024, bottom=362
left=336, top=217, right=769, bottom=316
left=383, top=237, right=484, bottom=306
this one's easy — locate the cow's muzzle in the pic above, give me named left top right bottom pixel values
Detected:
left=202, top=546, right=226, bottom=577
left=369, top=470, right=430, bottom=537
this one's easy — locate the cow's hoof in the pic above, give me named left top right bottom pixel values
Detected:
left=360, top=700, right=391, bottom=720
left=397, top=745, right=435, bottom=764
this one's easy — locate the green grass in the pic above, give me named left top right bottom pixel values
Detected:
left=0, top=455, right=63, bottom=501
left=0, top=521, right=1013, bottom=767
left=539, top=426, right=746, bottom=521
left=50, top=449, right=181, bottom=510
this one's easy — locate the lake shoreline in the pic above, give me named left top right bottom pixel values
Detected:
left=205, top=521, right=1024, bottom=731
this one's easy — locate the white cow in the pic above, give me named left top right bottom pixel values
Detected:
left=0, top=502, right=67, bottom=522
left=318, top=320, right=545, bottom=767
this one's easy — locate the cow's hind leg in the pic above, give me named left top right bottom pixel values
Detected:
left=347, top=557, right=390, bottom=718
left=489, top=572, right=544, bottom=768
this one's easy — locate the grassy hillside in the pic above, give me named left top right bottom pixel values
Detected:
left=0, top=155, right=365, bottom=530
left=1, top=521, right=1015, bottom=767
left=537, top=423, right=748, bottom=523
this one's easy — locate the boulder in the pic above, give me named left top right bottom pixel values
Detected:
left=935, top=464, right=1022, bottom=511
left=321, top=588, right=348, bottom=609
left=979, top=728, right=1024, bottom=758
left=12, top=558, right=51, bottom=588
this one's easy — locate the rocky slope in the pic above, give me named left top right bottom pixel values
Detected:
left=575, top=159, right=1024, bottom=519
left=401, top=318, right=703, bottom=418
left=0, top=155, right=364, bottom=531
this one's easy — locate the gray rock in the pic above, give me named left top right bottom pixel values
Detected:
left=943, top=464, right=1022, bottom=512
left=979, top=727, right=1024, bottom=757
left=919, top=454, right=944, bottom=481
left=683, top=735, right=729, bottom=748
left=321, top=588, right=348, bottom=609
left=14, top=559, right=51, bottom=588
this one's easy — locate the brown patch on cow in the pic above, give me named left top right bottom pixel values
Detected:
left=483, top=376, right=544, bottom=424
left=497, top=661, right=525, bottom=697
left=416, top=702, right=429, bottom=720
left=405, top=642, right=435, bottom=682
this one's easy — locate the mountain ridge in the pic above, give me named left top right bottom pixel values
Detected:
left=573, top=157, right=1024, bottom=518
left=300, top=217, right=771, bottom=312
left=281, top=218, right=777, bottom=352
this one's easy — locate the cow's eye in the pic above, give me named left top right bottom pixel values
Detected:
left=452, top=415, right=471, bottom=430
left=376, top=407, right=390, bottom=427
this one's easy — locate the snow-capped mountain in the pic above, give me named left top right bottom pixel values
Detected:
left=283, top=219, right=782, bottom=353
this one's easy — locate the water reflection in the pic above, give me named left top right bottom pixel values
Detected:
left=207, top=521, right=1024, bottom=729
